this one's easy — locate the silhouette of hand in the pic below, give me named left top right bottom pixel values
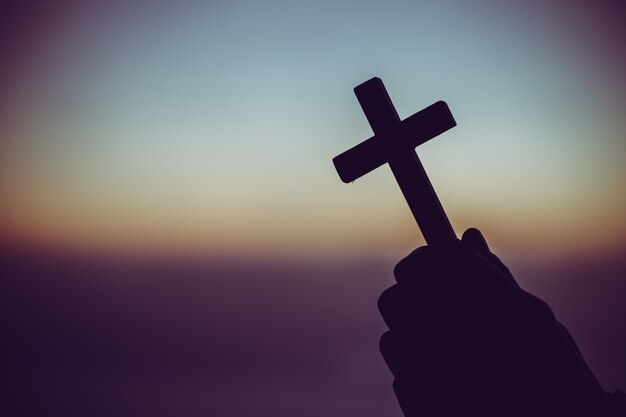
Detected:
left=378, top=228, right=616, bottom=417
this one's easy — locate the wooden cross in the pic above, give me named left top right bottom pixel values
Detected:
left=333, top=77, right=457, bottom=247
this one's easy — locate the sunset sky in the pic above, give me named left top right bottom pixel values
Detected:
left=1, top=0, right=625, bottom=261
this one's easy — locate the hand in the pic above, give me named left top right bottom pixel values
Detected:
left=378, top=228, right=605, bottom=417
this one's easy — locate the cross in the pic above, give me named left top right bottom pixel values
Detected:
left=333, top=77, right=457, bottom=247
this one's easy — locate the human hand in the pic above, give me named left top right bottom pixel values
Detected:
left=378, top=228, right=605, bottom=416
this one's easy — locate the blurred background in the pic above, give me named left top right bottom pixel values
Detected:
left=1, top=0, right=625, bottom=416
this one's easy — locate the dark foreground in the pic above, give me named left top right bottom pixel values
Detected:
left=2, top=245, right=624, bottom=416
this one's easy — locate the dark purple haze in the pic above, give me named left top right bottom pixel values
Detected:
left=2, top=243, right=625, bottom=416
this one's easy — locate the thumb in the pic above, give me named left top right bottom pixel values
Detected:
left=461, top=227, right=490, bottom=255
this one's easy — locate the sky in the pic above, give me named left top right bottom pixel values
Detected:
left=1, top=0, right=625, bottom=261
left=1, top=1, right=625, bottom=416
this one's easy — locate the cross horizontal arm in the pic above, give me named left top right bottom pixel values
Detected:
left=401, top=101, right=456, bottom=148
left=333, top=135, right=384, bottom=183
left=332, top=101, right=456, bottom=183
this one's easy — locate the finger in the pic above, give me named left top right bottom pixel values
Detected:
left=380, top=330, right=440, bottom=378
left=381, top=329, right=463, bottom=380
left=380, top=331, right=403, bottom=377
left=393, top=242, right=495, bottom=298
left=393, top=244, right=468, bottom=289
left=378, top=285, right=415, bottom=329
left=393, top=378, right=420, bottom=417
left=378, top=282, right=462, bottom=334
left=393, top=378, right=444, bottom=417
left=393, top=246, right=432, bottom=284
left=462, top=228, right=519, bottom=288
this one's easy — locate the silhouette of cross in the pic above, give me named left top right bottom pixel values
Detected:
left=333, top=77, right=457, bottom=247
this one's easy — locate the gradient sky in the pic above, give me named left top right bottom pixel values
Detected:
left=2, top=2, right=626, bottom=415
left=1, top=0, right=625, bottom=260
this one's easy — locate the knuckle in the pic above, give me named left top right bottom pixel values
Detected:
left=392, top=378, right=401, bottom=394
left=536, top=299, right=556, bottom=320
left=393, top=260, right=407, bottom=281
left=524, top=292, right=556, bottom=321
left=377, top=285, right=399, bottom=315
left=393, top=246, right=428, bottom=282
left=379, top=330, right=394, bottom=355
